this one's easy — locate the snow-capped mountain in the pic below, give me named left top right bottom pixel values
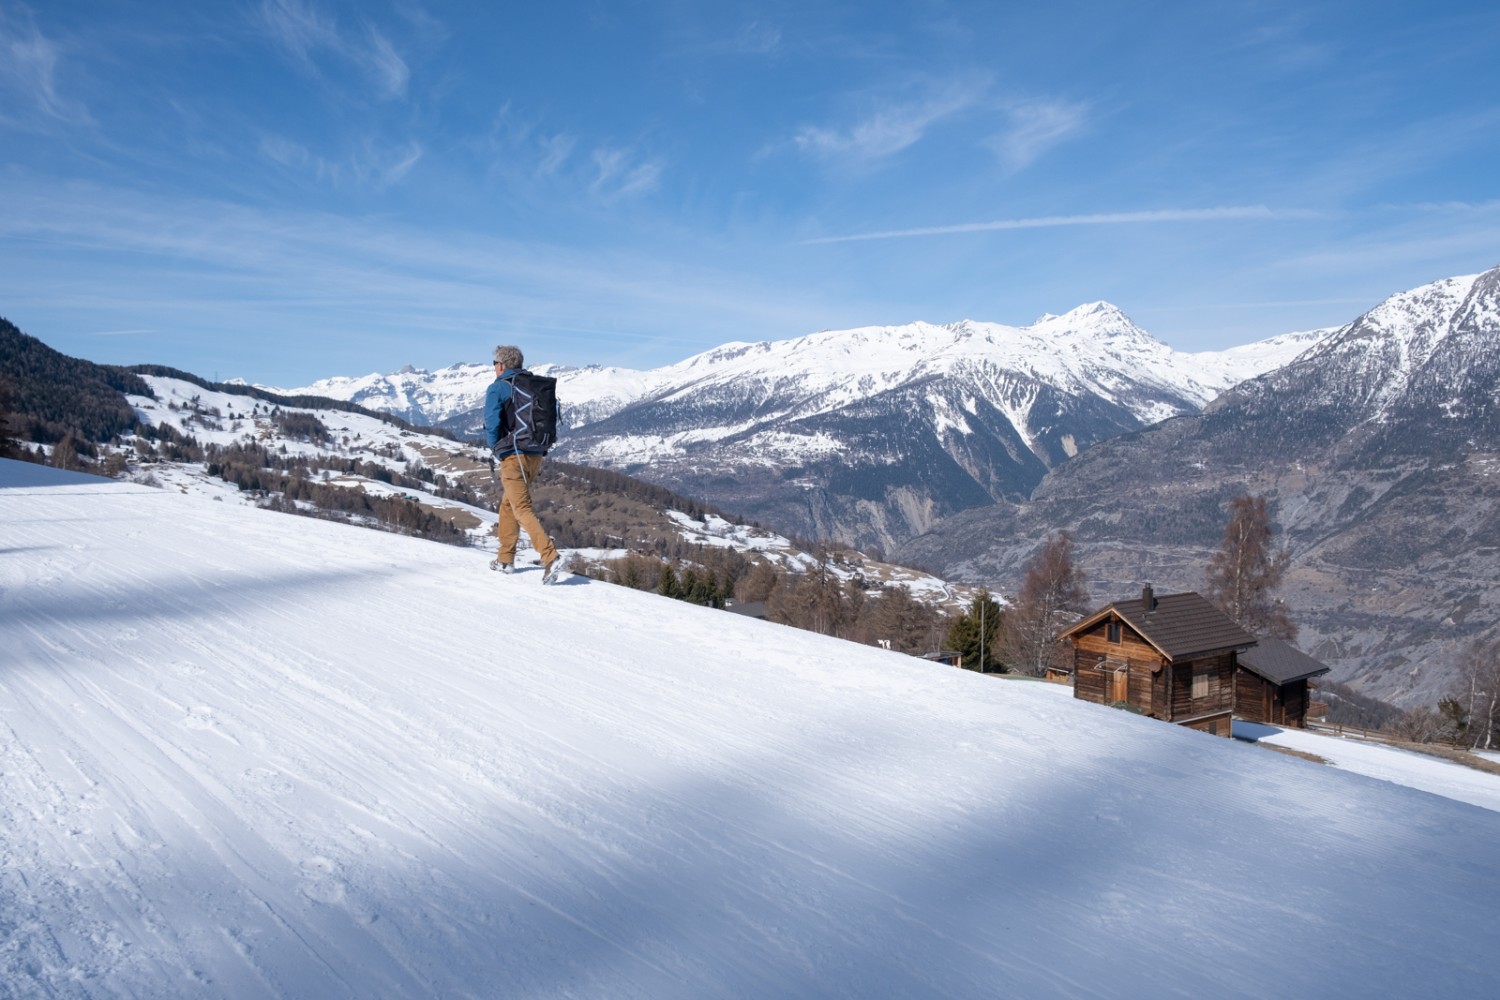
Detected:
left=1204, top=270, right=1500, bottom=464
left=277, top=305, right=1327, bottom=550
left=265, top=361, right=674, bottom=434
left=277, top=306, right=1321, bottom=436
left=551, top=305, right=1327, bottom=549
left=900, top=265, right=1500, bottom=707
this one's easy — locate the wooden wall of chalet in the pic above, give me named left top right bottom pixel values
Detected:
left=1168, top=654, right=1235, bottom=722
left=1072, top=622, right=1163, bottom=711
left=1234, top=671, right=1312, bottom=728
left=1072, top=619, right=1237, bottom=735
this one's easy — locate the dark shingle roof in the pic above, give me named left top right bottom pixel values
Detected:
left=1238, top=637, right=1330, bottom=685
left=1064, top=591, right=1256, bottom=662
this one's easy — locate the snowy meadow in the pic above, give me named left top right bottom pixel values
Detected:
left=2, top=459, right=1498, bottom=998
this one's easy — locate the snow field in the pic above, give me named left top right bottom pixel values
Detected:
left=2, top=459, right=1499, bottom=998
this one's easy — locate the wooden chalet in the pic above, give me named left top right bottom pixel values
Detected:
left=1059, top=586, right=1256, bottom=738
left=1234, top=637, right=1330, bottom=728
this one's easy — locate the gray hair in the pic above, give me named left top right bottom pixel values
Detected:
left=492, top=345, right=523, bottom=370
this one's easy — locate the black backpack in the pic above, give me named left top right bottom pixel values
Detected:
left=500, top=370, right=559, bottom=454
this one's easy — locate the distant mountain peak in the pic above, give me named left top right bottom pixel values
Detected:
left=267, top=299, right=1337, bottom=550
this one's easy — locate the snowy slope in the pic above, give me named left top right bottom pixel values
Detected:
left=4, top=458, right=1499, bottom=998
left=1236, top=722, right=1500, bottom=814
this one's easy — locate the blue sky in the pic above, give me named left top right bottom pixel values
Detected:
left=2, top=0, right=1497, bottom=385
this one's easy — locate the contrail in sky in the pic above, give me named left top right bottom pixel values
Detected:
left=802, top=206, right=1319, bottom=244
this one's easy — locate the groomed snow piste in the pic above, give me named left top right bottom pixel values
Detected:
left=3, top=459, right=1498, bottom=998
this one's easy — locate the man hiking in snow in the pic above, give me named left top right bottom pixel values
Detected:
left=484, top=344, right=564, bottom=585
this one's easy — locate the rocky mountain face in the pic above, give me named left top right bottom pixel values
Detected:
left=556, top=311, right=1317, bottom=552
left=897, top=267, right=1500, bottom=708
left=278, top=308, right=1321, bottom=554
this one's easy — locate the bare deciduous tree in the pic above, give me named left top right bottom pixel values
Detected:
left=767, top=551, right=857, bottom=637
left=850, top=585, right=942, bottom=655
left=999, top=532, right=1090, bottom=676
left=49, top=432, right=79, bottom=471
left=1205, top=494, right=1297, bottom=640
left=1450, top=635, right=1500, bottom=750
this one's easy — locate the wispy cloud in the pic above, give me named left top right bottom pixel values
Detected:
left=792, top=77, right=986, bottom=165
left=257, top=0, right=337, bottom=66
left=362, top=28, right=410, bottom=97
left=589, top=147, right=663, bottom=201
left=0, top=179, right=827, bottom=374
left=988, top=98, right=1089, bottom=172
left=256, top=0, right=410, bottom=99
left=0, top=4, right=90, bottom=126
left=477, top=103, right=656, bottom=199
left=803, top=206, right=1320, bottom=245
left=727, top=20, right=781, bottom=56
left=259, top=132, right=423, bottom=188
left=1380, top=199, right=1500, bottom=215
left=536, top=133, right=576, bottom=176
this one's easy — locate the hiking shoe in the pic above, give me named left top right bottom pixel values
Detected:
left=541, top=558, right=566, bottom=586
left=489, top=559, right=514, bottom=574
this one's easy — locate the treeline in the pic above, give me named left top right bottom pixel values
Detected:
left=1312, top=679, right=1403, bottom=730
left=108, top=421, right=481, bottom=547
left=1380, top=636, right=1500, bottom=750
left=0, top=317, right=150, bottom=455
left=203, top=440, right=478, bottom=545
left=257, top=481, right=470, bottom=545
left=0, top=314, right=462, bottom=467
left=546, top=459, right=742, bottom=525
left=593, top=548, right=753, bottom=610
left=590, top=545, right=948, bottom=656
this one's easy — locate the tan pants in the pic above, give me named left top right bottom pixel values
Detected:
left=495, top=453, right=558, bottom=566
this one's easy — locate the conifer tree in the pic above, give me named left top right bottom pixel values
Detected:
left=945, top=590, right=1002, bottom=672
left=0, top=376, right=14, bottom=460
left=658, top=563, right=682, bottom=600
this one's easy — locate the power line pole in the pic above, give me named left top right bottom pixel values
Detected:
left=979, top=597, right=986, bottom=674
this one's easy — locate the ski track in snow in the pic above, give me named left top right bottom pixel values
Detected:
left=2, top=462, right=1499, bottom=998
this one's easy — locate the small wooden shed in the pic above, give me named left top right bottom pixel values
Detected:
left=1059, top=586, right=1256, bottom=738
left=1234, top=637, right=1330, bottom=728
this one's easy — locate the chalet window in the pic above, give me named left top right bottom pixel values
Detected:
left=1191, top=665, right=1219, bottom=700
left=1107, top=621, right=1122, bottom=643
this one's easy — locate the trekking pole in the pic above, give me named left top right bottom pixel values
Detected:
left=486, top=453, right=502, bottom=510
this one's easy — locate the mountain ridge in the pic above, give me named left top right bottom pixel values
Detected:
left=271, top=304, right=1329, bottom=551
left=896, top=267, right=1500, bottom=707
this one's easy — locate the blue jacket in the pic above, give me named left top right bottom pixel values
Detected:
left=484, top=368, right=544, bottom=455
